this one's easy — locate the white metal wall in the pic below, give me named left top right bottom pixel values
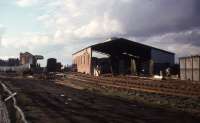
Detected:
left=180, top=56, right=200, bottom=82
left=0, top=64, right=30, bottom=72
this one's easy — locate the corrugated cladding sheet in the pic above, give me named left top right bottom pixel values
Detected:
left=180, top=58, right=186, bottom=69
left=186, top=57, right=193, bottom=80
left=193, top=57, right=200, bottom=81
left=180, top=69, right=186, bottom=80
left=193, top=69, right=199, bottom=81
left=186, top=57, right=193, bottom=69
left=193, top=57, right=200, bottom=69
left=179, top=56, right=200, bottom=82
left=151, top=49, right=174, bottom=64
left=186, top=69, right=193, bottom=81
left=180, top=58, right=186, bottom=80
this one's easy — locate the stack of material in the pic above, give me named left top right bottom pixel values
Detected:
left=0, top=96, right=10, bottom=123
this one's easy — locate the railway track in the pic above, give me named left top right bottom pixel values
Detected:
left=68, top=73, right=200, bottom=98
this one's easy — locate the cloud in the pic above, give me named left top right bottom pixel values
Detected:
left=36, top=0, right=131, bottom=41
left=0, top=33, right=60, bottom=65
left=11, top=0, right=200, bottom=64
left=110, top=0, right=200, bottom=37
left=0, top=24, right=6, bottom=45
left=140, top=28, right=200, bottom=59
left=16, top=0, right=38, bottom=7
left=74, top=14, right=124, bottom=38
left=0, top=24, right=5, bottom=34
left=1, top=33, right=53, bottom=48
left=35, top=0, right=200, bottom=39
left=143, top=29, right=200, bottom=46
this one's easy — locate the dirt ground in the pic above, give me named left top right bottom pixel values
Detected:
left=1, top=77, right=200, bottom=123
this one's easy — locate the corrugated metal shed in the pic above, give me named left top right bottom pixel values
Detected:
left=73, top=38, right=175, bottom=75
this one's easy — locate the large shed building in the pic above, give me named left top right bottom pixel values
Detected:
left=72, top=38, right=175, bottom=76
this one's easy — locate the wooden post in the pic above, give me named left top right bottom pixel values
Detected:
left=0, top=95, right=10, bottom=123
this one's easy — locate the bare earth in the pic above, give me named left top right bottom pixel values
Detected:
left=1, top=77, right=200, bottom=123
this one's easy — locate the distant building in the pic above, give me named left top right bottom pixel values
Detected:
left=0, top=58, right=28, bottom=72
left=0, top=58, right=20, bottom=66
left=56, top=62, right=62, bottom=72
left=73, top=38, right=175, bottom=76
left=46, top=58, right=62, bottom=72
left=20, top=52, right=44, bottom=66
left=47, top=58, right=57, bottom=72
left=8, top=58, right=20, bottom=66
left=0, top=52, right=44, bottom=72
left=179, top=55, right=200, bottom=82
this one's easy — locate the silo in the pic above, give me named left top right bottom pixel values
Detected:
left=179, top=55, right=200, bottom=82
left=186, top=57, right=193, bottom=81
left=193, top=56, right=200, bottom=81
left=180, top=58, right=186, bottom=80
left=47, top=58, right=57, bottom=72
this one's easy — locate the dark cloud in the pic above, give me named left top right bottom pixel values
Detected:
left=173, top=29, right=200, bottom=46
left=146, top=29, right=200, bottom=47
left=4, top=0, right=199, bottom=64
left=109, top=0, right=200, bottom=37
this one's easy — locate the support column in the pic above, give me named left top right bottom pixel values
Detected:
left=149, top=59, right=154, bottom=75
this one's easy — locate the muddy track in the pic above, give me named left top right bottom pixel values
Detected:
left=1, top=78, right=200, bottom=123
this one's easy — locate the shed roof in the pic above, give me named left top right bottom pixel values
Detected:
left=73, top=38, right=175, bottom=57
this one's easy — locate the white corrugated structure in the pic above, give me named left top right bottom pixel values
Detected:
left=180, top=55, right=200, bottom=82
left=0, top=64, right=30, bottom=72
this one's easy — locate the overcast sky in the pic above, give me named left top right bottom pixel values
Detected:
left=0, top=0, right=200, bottom=65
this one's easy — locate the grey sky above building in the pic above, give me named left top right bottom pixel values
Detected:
left=0, top=0, right=200, bottom=65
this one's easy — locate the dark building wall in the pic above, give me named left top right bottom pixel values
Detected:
left=151, top=48, right=174, bottom=65
left=151, top=48, right=175, bottom=74
left=56, top=62, right=62, bottom=72
left=47, top=58, right=57, bottom=72
left=73, top=38, right=175, bottom=75
left=0, top=58, right=20, bottom=66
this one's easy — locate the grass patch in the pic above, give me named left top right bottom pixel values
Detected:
left=82, top=84, right=200, bottom=116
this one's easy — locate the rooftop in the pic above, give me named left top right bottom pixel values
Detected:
left=73, top=38, right=175, bottom=55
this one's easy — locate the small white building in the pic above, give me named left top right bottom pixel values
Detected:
left=180, top=55, right=200, bottom=82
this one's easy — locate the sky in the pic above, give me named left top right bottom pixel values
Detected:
left=0, top=0, right=200, bottom=66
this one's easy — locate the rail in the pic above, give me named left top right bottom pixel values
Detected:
left=68, top=73, right=200, bottom=98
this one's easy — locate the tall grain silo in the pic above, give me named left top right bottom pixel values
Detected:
left=47, top=58, right=57, bottom=72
